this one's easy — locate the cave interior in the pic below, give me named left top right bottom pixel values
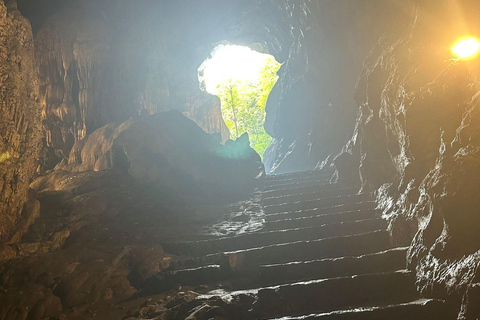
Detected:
left=2, top=0, right=480, bottom=319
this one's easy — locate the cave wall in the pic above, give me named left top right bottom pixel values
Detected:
left=0, top=0, right=42, bottom=247
left=263, top=0, right=406, bottom=173
left=336, top=1, right=480, bottom=317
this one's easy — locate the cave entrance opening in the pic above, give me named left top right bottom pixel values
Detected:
left=198, top=44, right=281, bottom=159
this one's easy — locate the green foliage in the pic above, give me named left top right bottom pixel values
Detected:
left=216, top=56, right=281, bottom=158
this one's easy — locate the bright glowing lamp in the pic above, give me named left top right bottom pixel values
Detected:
left=452, top=37, right=480, bottom=60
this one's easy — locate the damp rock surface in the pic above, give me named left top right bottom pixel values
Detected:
left=335, top=1, right=480, bottom=318
left=0, top=0, right=42, bottom=244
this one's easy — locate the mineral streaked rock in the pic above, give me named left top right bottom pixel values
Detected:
left=36, top=6, right=110, bottom=159
left=0, top=0, right=42, bottom=244
left=336, top=1, right=480, bottom=317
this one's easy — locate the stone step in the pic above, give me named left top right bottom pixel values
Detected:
left=262, top=188, right=354, bottom=206
left=150, top=264, right=222, bottom=292
left=260, top=183, right=341, bottom=198
left=265, top=201, right=377, bottom=221
left=149, top=246, right=405, bottom=293
left=150, top=171, right=437, bottom=320
left=258, top=247, right=407, bottom=287
left=266, top=298, right=452, bottom=320
left=209, top=270, right=418, bottom=319
left=262, top=178, right=333, bottom=192
left=264, top=170, right=333, bottom=182
left=168, top=230, right=391, bottom=271
left=164, top=218, right=387, bottom=257
left=263, top=174, right=332, bottom=185
left=264, top=194, right=372, bottom=214
left=264, top=210, right=379, bottom=232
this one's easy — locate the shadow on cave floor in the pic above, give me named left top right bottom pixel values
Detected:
left=0, top=167, right=261, bottom=319
left=1, top=168, right=458, bottom=320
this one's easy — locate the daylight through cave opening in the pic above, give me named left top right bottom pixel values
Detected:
left=198, top=44, right=281, bottom=159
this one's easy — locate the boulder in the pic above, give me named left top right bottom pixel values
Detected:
left=59, top=110, right=264, bottom=200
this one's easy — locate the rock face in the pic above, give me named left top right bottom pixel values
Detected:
left=263, top=0, right=404, bottom=173
left=59, top=110, right=264, bottom=199
left=336, top=1, right=480, bottom=317
left=0, top=0, right=42, bottom=244
left=1, top=167, right=181, bottom=320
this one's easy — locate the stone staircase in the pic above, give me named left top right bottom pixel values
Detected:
left=156, top=170, right=456, bottom=319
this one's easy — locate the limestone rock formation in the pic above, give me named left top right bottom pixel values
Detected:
left=0, top=0, right=42, bottom=245
left=336, top=1, right=480, bottom=317
left=263, top=0, right=404, bottom=173
left=59, top=110, right=263, bottom=199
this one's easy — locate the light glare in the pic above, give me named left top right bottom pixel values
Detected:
left=452, top=37, right=480, bottom=59
left=201, top=45, right=273, bottom=95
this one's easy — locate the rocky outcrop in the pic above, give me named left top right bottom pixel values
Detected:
left=0, top=0, right=42, bottom=245
left=263, top=0, right=406, bottom=173
left=182, top=96, right=230, bottom=143
left=336, top=1, right=480, bottom=318
left=59, top=110, right=263, bottom=200
left=0, top=167, right=176, bottom=319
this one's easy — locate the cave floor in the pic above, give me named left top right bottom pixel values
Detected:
left=102, top=170, right=457, bottom=320
left=1, top=170, right=458, bottom=319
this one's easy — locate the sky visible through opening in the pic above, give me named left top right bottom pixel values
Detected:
left=199, top=44, right=281, bottom=158
left=202, top=45, right=275, bottom=95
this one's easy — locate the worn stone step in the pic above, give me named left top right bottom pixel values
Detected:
left=263, top=174, right=332, bottom=186
left=209, top=270, right=418, bottom=319
left=265, top=201, right=377, bottom=221
left=168, top=230, right=391, bottom=271
left=164, top=218, right=387, bottom=257
left=260, top=183, right=340, bottom=198
left=264, top=170, right=333, bottom=182
left=258, top=247, right=407, bottom=287
left=267, top=298, right=452, bottom=320
left=222, top=230, right=392, bottom=269
left=264, top=194, right=372, bottom=214
left=262, top=188, right=354, bottom=206
left=265, top=210, right=379, bottom=232
left=262, top=178, right=333, bottom=192
left=152, top=264, right=221, bottom=290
